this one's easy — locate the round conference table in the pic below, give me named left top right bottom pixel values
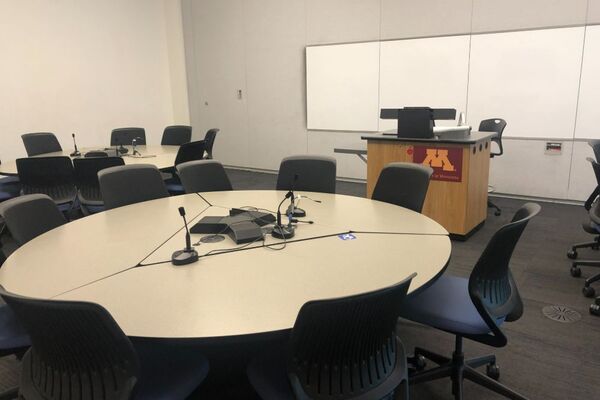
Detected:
left=0, top=145, right=179, bottom=176
left=0, top=190, right=450, bottom=339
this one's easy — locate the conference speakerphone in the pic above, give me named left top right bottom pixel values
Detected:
left=191, top=208, right=276, bottom=244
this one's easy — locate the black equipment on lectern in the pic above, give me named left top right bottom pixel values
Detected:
left=70, top=133, right=81, bottom=157
left=172, top=207, right=199, bottom=266
left=380, top=107, right=457, bottom=139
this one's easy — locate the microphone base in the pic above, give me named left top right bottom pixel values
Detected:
left=271, top=224, right=295, bottom=239
left=286, top=205, right=306, bottom=218
left=171, top=249, right=199, bottom=266
left=117, top=146, right=129, bottom=155
left=70, top=151, right=81, bottom=157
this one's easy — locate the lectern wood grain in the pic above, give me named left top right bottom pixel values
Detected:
left=366, top=137, right=492, bottom=236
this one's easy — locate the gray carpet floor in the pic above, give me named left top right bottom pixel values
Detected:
left=1, top=168, right=599, bottom=399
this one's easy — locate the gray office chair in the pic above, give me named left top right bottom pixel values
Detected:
left=0, top=194, right=66, bottom=246
left=110, top=127, right=146, bottom=146
left=247, top=273, right=416, bottom=400
left=371, top=162, right=433, bottom=213
left=21, top=132, right=62, bottom=156
left=177, top=160, right=233, bottom=193
left=161, top=125, right=192, bottom=146
left=16, top=157, right=78, bottom=212
left=479, top=118, right=507, bottom=216
left=98, top=164, right=169, bottom=210
left=0, top=288, right=209, bottom=400
left=203, top=128, right=219, bottom=159
left=276, top=155, right=337, bottom=193
left=73, top=157, right=125, bottom=214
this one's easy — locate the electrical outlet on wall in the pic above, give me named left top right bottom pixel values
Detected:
left=545, top=142, right=562, bottom=155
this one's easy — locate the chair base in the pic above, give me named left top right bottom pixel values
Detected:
left=567, top=236, right=600, bottom=259
left=570, top=260, right=600, bottom=297
left=488, top=200, right=501, bottom=216
left=408, top=337, right=528, bottom=400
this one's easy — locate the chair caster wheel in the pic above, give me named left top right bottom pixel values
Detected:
left=571, top=266, right=581, bottom=278
left=590, top=302, right=600, bottom=316
left=567, top=250, right=578, bottom=259
left=486, top=363, right=500, bottom=380
left=494, top=210, right=501, bottom=216
left=583, top=286, right=596, bottom=298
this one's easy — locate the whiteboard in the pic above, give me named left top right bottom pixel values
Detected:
left=575, top=25, right=600, bottom=139
left=379, top=35, right=470, bottom=130
left=467, top=27, right=584, bottom=138
left=306, top=42, right=380, bottom=131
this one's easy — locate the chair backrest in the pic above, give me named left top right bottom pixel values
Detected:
left=468, top=202, right=540, bottom=346
left=287, top=273, right=416, bottom=399
left=21, top=132, right=62, bottom=157
left=161, top=125, right=192, bottom=146
left=588, top=140, right=600, bottom=162
left=85, top=151, right=109, bottom=158
left=0, top=288, right=139, bottom=400
left=478, top=118, right=507, bottom=157
left=16, top=157, right=76, bottom=200
left=174, top=140, right=206, bottom=166
left=74, top=157, right=125, bottom=198
left=177, top=160, right=233, bottom=193
left=110, top=127, right=146, bottom=146
left=276, top=155, right=337, bottom=194
left=203, top=128, right=219, bottom=159
left=98, top=164, right=169, bottom=210
left=371, top=162, right=433, bottom=213
left=0, top=194, right=66, bottom=246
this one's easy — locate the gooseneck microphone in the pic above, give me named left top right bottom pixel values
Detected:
left=70, top=133, right=81, bottom=157
left=171, top=207, right=199, bottom=266
left=272, top=174, right=298, bottom=239
left=132, top=137, right=142, bottom=156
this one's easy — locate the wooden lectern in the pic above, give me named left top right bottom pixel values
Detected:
left=362, top=132, right=496, bottom=239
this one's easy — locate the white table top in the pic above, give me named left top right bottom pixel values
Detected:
left=0, top=145, right=179, bottom=175
left=0, top=190, right=450, bottom=339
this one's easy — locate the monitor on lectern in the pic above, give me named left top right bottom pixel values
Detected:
left=380, top=107, right=457, bottom=139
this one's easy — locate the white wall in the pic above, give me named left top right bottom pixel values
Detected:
left=0, top=0, right=188, bottom=161
left=183, top=0, right=600, bottom=201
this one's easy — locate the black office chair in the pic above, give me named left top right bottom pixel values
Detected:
left=400, top=203, right=540, bottom=400
left=85, top=151, right=109, bottom=158
left=110, top=127, right=146, bottom=146
left=0, top=194, right=66, bottom=246
left=276, top=155, right=337, bottom=194
left=371, top=162, right=433, bottom=213
left=161, top=125, right=192, bottom=146
left=567, top=141, right=600, bottom=260
left=570, top=159, right=600, bottom=298
left=99, top=164, right=169, bottom=210
left=247, top=273, right=416, bottom=400
left=73, top=157, right=125, bottom=215
left=0, top=288, right=209, bottom=400
left=203, top=128, right=219, bottom=159
left=164, top=140, right=207, bottom=195
left=0, top=162, right=21, bottom=203
left=0, top=304, right=30, bottom=399
left=177, top=160, right=233, bottom=193
left=21, top=132, right=62, bottom=156
left=16, top=157, right=77, bottom=212
left=479, top=119, right=507, bottom=216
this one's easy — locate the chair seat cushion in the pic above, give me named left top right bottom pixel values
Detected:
left=247, top=344, right=295, bottom=400
left=400, top=274, right=504, bottom=335
left=0, top=305, right=30, bottom=350
left=132, top=340, right=209, bottom=400
left=584, top=221, right=600, bottom=234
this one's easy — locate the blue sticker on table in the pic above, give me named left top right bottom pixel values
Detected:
left=338, top=233, right=356, bottom=241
